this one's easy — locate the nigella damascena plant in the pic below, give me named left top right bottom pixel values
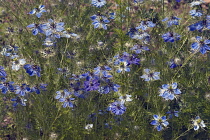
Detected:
left=113, top=52, right=140, bottom=73
left=91, top=0, right=106, bottom=8
left=192, top=116, right=206, bottom=131
left=162, top=16, right=180, bottom=27
left=24, top=64, right=41, bottom=77
left=191, top=36, right=210, bottom=54
left=0, top=81, right=15, bottom=94
left=0, top=66, right=7, bottom=78
left=126, top=28, right=150, bottom=43
left=55, top=89, right=75, bottom=108
left=150, top=115, right=169, bottom=131
left=167, top=58, right=182, bottom=69
left=188, top=15, right=210, bottom=32
left=107, top=101, right=126, bottom=115
left=90, top=12, right=110, bottom=30
left=130, top=44, right=150, bottom=54
left=162, top=32, right=181, bottom=42
left=140, top=69, right=160, bottom=82
left=28, top=5, right=47, bottom=18
left=159, top=82, right=181, bottom=101
left=42, top=19, right=65, bottom=38
left=135, top=20, right=156, bottom=31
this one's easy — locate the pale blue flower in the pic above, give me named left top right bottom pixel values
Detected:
left=150, top=115, right=169, bottom=131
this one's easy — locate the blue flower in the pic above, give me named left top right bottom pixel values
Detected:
left=28, top=5, right=47, bottom=18
left=11, top=96, right=27, bottom=107
left=24, top=64, right=41, bottom=77
left=166, top=110, right=179, bottom=118
left=159, top=82, right=181, bottom=100
left=43, top=37, right=56, bottom=47
left=0, top=66, right=7, bottom=77
left=94, top=66, right=112, bottom=79
left=27, top=23, right=45, bottom=35
left=130, top=44, right=149, bottom=54
left=140, top=69, right=160, bottom=81
left=162, top=32, right=181, bottom=42
left=167, top=58, right=182, bottom=68
left=150, top=115, right=169, bottom=131
left=55, top=89, right=69, bottom=100
left=31, top=84, right=47, bottom=94
left=0, top=82, right=15, bottom=94
left=107, top=101, right=126, bottom=115
left=192, top=116, right=206, bottom=130
left=114, top=59, right=130, bottom=73
left=91, top=0, right=106, bottom=8
left=98, top=80, right=120, bottom=94
left=15, top=84, right=30, bottom=96
left=90, top=14, right=110, bottom=30
left=136, top=20, right=156, bottom=30
left=70, top=82, right=87, bottom=98
left=42, top=19, right=65, bottom=38
left=57, top=89, right=75, bottom=108
left=162, top=16, right=180, bottom=27
left=134, top=0, right=144, bottom=3
left=189, top=9, right=203, bottom=17
left=127, top=28, right=150, bottom=42
left=191, top=36, right=210, bottom=54
left=0, top=45, right=19, bottom=57
left=188, top=15, right=210, bottom=31
left=109, top=12, right=116, bottom=20
left=84, top=78, right=100, bottom=91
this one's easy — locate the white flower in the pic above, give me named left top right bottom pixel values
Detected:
left=119, top=94, right=132, bottom=104
left=192, top=116, right=206, bottom=130
left=190, top=0, right=205, bottom=7
left=12, top=59, right=26, bottom=71
left=85, top=124, right=93, bottom=130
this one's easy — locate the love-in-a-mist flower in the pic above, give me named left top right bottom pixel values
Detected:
left=0, top=66, right=7, bottom=77
left=85, top=124, right=93, bottom=130
left=11, top=96, right=27, bottom=107
left=55, top=89, right=75, bottom=108
left=28, top=5, right=47, bottom=18
left=119, top=94, right=132, bottom=104
left=191, top=36, right=210, bottom=54
left=91, top=0, right=106, bottom=8
left=136, top=20, right=156, bottom=30
left=94, top=66, right=112, bottom=79
left=98, top=79, right=120, bottom=94
left=190, top=0, right=205, bottom=7
left=114, top=59, right=130, bottom=73
left=140, top=69, right=160, bottom=81
left=107, top=101, right=126, bottom=115
left=15, top=84, right=30, bottom=96
left=192, top=116, right=206, bottom=130
left=24, top=64, right=41, bottom=77
left=150, top=115, right=169, bottom=131
left=134, top=0, right=144, bottom=3
left=159, top=82, right=181, bottom=100
left=90, top=14, right=110, bottom=30
left=127, top=28, right=150, bottom=42
left=27, top=23, right=45, bottom=35
left=162, top=32, right=181, bottom=42
left=162, top=16, right=180, bottom=27
left=189, top=9, right=203, bottom=17
left=12, top=59, right=26, bottom=71
left=188, top=15, right=210, bottom=31
left=167, top=58, right=182, bottom=68
left=166, top=110, right=179, bottom=119
left=42, top=19, right=65, bottom=38
left=0, top=82, right=15, bottom=94
left=130, top=44, right=149, bottom=54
